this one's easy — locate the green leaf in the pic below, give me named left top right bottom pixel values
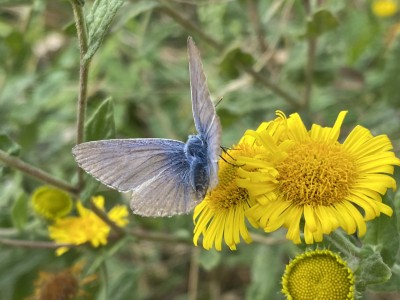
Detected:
left=198, top=249, right=221, bottom=271
left=356, top=245, right=392, bottom=292
left=96, top=257, right=141, bottom=300
left=80, top=98, right=115, bottom=201
left=370, top=267, right=400, bottom=292
left=84, top=0, right=125, bottom=62
left=304, top=9, right=339, bottom=38
left=246, top=245, right=285, bottom=300
left=219, top=47, right=255, bottom=79
left=11, top=193, right=28, bottom=230
left=85, top=97, right=116, bottom=141
left=0, top=133, right=20, bottom=156
left=362, top=195, right=399, bottom=267
left=87, top=237, right=131, bottom=274
left=0, top=247, right=54, bottom=299
left=0, top=133, right=21, bottom=176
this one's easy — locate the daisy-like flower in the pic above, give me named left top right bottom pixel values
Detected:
left=27, top=261, right=96, bottom=300
left=31, top=186, right=73, bottom=220
left=237, top=111, right=400, bottom=244
left=193, top=142, right=261, bottom=251
left=372, top=0, right=398, bottom=18
left=281, top=249, right=355, bottom=299
left=48, top=196, right=129, bottom=255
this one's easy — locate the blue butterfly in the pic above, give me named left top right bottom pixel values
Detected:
left=72, top=37, right=222, bottom=217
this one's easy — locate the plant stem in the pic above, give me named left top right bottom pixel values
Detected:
left=159, top=5, right=222, bottom=49
left=0, top=237, right=73, bottom=249
left=303, top=0, right=316, bottom=108
left=326, top=230, right=362, bottom=257
left=70, top=0, right=90, bottom=191
left=244, top=67, right=301, bottom=108
left=188, top=247, right=200, bottom=300
left=129, top=228, right=192, bottom=244
left=90, top=199, right=126, bottom=238
left=246, top=0, right=268, bottom=53
left=0, top=150, right=78, bottom=195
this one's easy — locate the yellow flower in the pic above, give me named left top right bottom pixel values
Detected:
left=237, top=111, right=400, bottom=244
left=281, top=249, right=355, bottom=299
left=48, top=196, right=129, bottom=255
left=372, top=0, right=398, bottom=17
left=31, top=186, right=73, bottom=220
left=193, top=143, right=259, bottom=251
left=27, top=261, right=96, bottom=300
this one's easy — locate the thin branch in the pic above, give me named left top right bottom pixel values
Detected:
left=188, top=247, right=200, bottom=300
left=159, top=4, right=301, bottom=108
left=244, top=67, right=300, bottom=108
left=303, top=0, right=316, bottom=108
left=70, top=0, right=90, bottom=191
left=129, top=228, right=192, bottom=244
left=0, top=237, right=73, bottom=249
left=90, top=199, right=126, bottom=238
left=0, top=150, right=78, bottom=196
left=246, top=0, right=268, bottom=53
left=159, top=5, right=221, bottom=49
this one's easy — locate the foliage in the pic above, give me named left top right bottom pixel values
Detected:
left=0, top=0, right=399, bottom=299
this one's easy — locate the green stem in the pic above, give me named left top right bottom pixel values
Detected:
left=326, top=230, right=362, bottom=257
left=159, top=5, right=221, bottom=49
left=129, top=228, right=192, bottom=244
left=188, top=247, right=200, bottom=300
left=90, top=199, right=126, bottom=238
left=0, top=237, right=73, bottom=249
left=244, top=67, right=301, bottom=109
left=303, top=0, right=316, bottom=108
left=70, top=0, right=90, bottom=191
left=246, top=0, right=268, bottom=53
left=0, top=150, right=78, bottom=195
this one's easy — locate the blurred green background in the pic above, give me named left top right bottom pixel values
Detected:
left=0, top=0, right=400, bottom=299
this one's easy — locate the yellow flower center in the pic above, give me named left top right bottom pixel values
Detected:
left=208, top=149, right=250, bottom=211
left=276, top=140, right=357, bottom=206
left=282, top=250, right=354, bottom=300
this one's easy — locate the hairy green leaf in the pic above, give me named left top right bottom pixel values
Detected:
left=85, top=0, right=125, bottom=62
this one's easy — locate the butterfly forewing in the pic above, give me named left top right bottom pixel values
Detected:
left=72, top=139, right=189, bottom=193
left=187, top=37, right=222, bottom=189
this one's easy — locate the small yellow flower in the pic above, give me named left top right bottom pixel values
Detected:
left=27, top=261, right=96, bottom=300
left=31, top=186, right=73, bottom=220
left=281, top=249, right=355, bottom=299
left=237, top=111, right=400, bottom=244
left=372, top=0, right=398, bottom=17
left=193, top=143, right=259, bottom=251
left=48, top=196, right=129, bottom=255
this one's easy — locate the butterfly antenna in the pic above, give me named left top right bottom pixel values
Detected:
left=219, top=146, right=244, bottom=167
left=215, top=96, right=224, bottom=107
